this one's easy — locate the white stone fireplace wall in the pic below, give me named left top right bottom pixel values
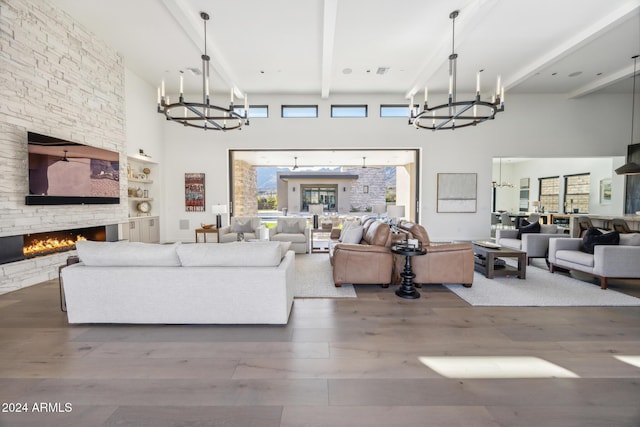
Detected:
left=0, top=0, right=128, bottom=294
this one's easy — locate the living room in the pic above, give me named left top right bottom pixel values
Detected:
left=2, top=0, right=640, bottom=426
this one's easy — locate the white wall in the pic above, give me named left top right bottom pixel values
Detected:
left=159, top=91, right=634, bottom=242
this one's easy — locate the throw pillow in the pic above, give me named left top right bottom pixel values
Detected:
left=341, top=225, right=363, bottom=244
left=339, top=221, right=357, bottom=242
left=581, top=227, right=620, bottom=254
left=282, top=219, right=302, bottom=234
left=231, top=219, right=253, bottom=233
left=517, top=220, right=541, bottom=239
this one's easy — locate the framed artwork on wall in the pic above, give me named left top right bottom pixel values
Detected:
left=437, top=173, right=477, bottom=213
left=600, top=178, right=612, bottom=205
left=185, top=173, right=205, bottom=212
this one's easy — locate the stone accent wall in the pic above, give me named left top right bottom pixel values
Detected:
left=345, top=167, right=386, bottom=212
left=0, top=0, right=127, bottom=294
left=232, top=160, right=258, bottom=216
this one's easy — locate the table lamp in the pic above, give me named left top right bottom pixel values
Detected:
left=308, top=204, right=324, bottom=229
left=386, top=205, right=405, bottom=224
left=372, top=203, right=387, bottom=219
left=210, top=204, right=228, bottom=229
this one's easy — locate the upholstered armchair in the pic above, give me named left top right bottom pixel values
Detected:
left=395, top=221, right=474, bottom=287
left=218, top=216, right=262, bottom=243
left=496, top=224, right=568, bottom=264
left=269, top=217, right=310, bottom=253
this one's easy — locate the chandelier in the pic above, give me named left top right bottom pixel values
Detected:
left=156, top=12, right=249, bottom=131
left=493, top=157, right=514, bottom=188
left=409, top=10, right=504, bottom=131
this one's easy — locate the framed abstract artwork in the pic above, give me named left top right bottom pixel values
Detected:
left=437, top=173, right=477, bottom=213
left=185, top=173, right=205, bottom=212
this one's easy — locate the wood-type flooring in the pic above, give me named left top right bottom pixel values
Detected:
left=1, top=275, right=639, bottom=426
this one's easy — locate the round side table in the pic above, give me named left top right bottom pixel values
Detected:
left=391, top=245, right=426, bottom=299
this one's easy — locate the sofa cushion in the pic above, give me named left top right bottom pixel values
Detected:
left=363, top=220, right=390, bottom=246
left=499, top=238, right=522, bottom=251
left=556, top=249, right=595, bottom=268
left=619, top=233, right=640, bottom=246
left=76, top=240, right=182, bottom=267
left=581, top=227, right=619, bottom=254
left=271, top=233, right=307, bottom=244
left=177, top=241, right=282, bottom=267
left=398, top=221, right=430, bottom=244
left=341, top=225, right=364, bottom=244
left=517, top=220, right=541, bottom=239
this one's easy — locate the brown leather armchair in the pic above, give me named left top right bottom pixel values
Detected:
left=395, top=221, right=474, bottom=287
left=330, top=220, right=394, bottom=287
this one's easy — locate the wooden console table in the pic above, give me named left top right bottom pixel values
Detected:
left=195, top=228, right=219, bottom=243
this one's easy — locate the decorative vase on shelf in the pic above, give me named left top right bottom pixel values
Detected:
left=135, top=188, right=143, bottom=198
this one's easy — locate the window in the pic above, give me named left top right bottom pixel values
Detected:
left=281, top=105, right=318, bottom=118
left=380, top=104, right=417, bottom=118
left=301, top=185, right=337, bottom=211
left=331, top=105, right=367, bottom=118
left=233, top=105, right=269, bottom=118
left=539, top=176, right=559, bottom=212
left=565, top=173, right=590, bottom=214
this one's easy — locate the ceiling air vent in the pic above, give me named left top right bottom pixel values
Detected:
left=376, top=67, right=390, bottom=75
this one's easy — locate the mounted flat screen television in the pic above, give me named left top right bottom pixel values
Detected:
left=26, top=132, right=120, bottom=205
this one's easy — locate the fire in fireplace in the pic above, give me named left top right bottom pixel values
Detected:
left=0, top=224, right=119, bottom=265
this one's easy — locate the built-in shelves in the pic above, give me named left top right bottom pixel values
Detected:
left=128, top=178, right=154, bottom=184
left=127, top=155, right=158, bottom=218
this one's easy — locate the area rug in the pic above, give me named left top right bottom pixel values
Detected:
left=294, top=253, right=356, bottom=298
left=444, top=260, right=640, bottom=306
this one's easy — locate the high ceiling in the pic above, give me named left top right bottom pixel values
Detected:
left=51, top=0, right=640, bottom=102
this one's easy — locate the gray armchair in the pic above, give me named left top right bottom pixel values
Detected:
left=269, top=217, right=309, bottom=253
left=218, top=216, right=262, bottom=243
left=496, top=224, right=567, bottom=264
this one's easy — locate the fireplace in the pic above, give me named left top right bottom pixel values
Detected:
left=0, top=224, right=118, bottom=265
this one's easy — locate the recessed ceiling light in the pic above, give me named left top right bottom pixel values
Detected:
left=551, top=72, right=558, bottom=76
left=342, top=68, right=352, bottom=74
left=186, top=67, right=201, bottom=76
left=376, top=67, right=390, bottom=75
left=568, top=71, right=582, bottom=77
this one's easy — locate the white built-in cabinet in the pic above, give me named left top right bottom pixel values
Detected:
left=127, top=216, right=160, bottom=243
left=126, top=155, right=160, bottom=242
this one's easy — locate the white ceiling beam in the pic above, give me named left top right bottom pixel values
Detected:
left=160, top=0, right=245, bottom=99
left=321, top=0, right=338, bottom=99
left=569, top=63, right=637, bottom=98
left=504, top=1, right=640, bottom=93
left=405, top=0, right=499, bottom=100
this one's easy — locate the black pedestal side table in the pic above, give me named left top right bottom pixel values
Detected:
left=391, top=245, right=427, bottom=299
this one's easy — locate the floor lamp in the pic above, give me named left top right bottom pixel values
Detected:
left=211, top=204, right=227, bottom=229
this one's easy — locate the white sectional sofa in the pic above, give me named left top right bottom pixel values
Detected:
left=61, top=240, right=295, bottom=324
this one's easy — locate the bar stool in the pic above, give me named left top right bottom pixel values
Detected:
left=612, top=218, right=632, bottom=233
left=577, top=216, right=593, bottom=237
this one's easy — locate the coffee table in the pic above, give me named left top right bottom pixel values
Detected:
left=472, top=241, right=526, bottom=279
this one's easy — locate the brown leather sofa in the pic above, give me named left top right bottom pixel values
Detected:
left=395, top=221, right=474, bottom=287
left=330, top=219, right=396, bottom=287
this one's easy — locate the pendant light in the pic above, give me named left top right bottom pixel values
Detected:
left=615, top=55, right=640, bottom=175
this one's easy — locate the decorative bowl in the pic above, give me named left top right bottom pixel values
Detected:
left=200, top=223, right=214, bottom=229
